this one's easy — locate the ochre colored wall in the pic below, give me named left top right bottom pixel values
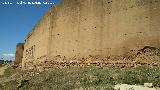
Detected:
left=48, top=0, right=160, bottom=59
left=14, top=43, right=24, bottom=67
left=22, top=0, right=160, bottom=69
left=22, top=13, right=50, bottom=69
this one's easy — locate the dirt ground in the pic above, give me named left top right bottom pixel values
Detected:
left=0, top=66, right=7, bottom=75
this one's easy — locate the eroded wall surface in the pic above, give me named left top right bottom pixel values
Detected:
left=22, top=13, right=51, bottom=69
left=48, top=0, right=160, bottom=58
left=22, top=0, right=160, bottom=69
left=14, top=43, right=24, bottom=67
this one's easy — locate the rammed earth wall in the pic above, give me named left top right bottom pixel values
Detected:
left=21, top=0, right=160, bottom=70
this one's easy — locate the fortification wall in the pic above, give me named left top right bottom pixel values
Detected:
left=22, top=13, right=51, bottom=69
left=22, top=0, right=160, bottom=69
left=14, top=43, right=24, bottom=68
left=48, top=0, right=160, bottom=59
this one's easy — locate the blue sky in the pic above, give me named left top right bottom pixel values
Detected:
left=0, top=0, right=62, bottom=60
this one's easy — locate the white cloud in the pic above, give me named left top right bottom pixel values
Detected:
left=2, top=53, right=15, bottom=57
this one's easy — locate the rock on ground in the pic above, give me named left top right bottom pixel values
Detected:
left=114, top=84, right=157, bottom=90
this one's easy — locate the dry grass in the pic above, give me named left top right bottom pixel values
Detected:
left=0, top=66, right=160, bottom=90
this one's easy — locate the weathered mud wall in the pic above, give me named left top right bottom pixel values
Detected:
left=48, top=0, right=160, bottom=58
left=22, top=13, right=51, bottom=69
left=14, top=43, right=24, bottom=67
left=22, top=0, right=160, bottom=69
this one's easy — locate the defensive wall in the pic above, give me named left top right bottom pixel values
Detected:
left=21, top=0, right=160, bottom=70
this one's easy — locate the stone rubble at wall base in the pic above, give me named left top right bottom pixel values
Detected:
left=22, top=46, right=160, bottom=71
